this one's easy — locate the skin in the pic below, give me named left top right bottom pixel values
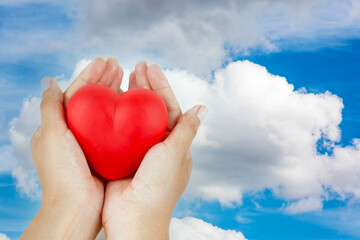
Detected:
left=20, top=58, right=206, bottom=240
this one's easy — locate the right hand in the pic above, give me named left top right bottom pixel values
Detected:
left=102, top=62, right=208, bottom=239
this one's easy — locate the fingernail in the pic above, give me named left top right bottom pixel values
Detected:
left=196, top=105, right=209, bottom=123
left=41, top=77, right=51, bottom=92
left=99, top=56, right=107, bottom=61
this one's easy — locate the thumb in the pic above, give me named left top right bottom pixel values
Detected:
left=165, top=105, right=208, bottom=156
left=40, top=77, right=66, bottom=131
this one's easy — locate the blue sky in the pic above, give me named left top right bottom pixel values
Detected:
left=1, top=1, right=360, bottom=239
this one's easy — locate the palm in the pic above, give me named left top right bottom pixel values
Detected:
left=102, top=61, right=190, bottom=227
left=59, top=128, right=105, bottom=208
left=103, top=141, right=192, bottom=223
left=61, top=57, right=124, bottom=210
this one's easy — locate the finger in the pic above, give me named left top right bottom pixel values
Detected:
left=147, top=64, right=182, bottom=131
left=64, top=57, right=106, bottom=108
left=40, top=77, right=67, bottom=131
left=135, top=61, right=151, bottom=89
left=165, top=105, right=208, bottom=157
left=109, top=65, right=124, bottom=94
left=99, top=58, right=120, bottom=87
left=128, top=71, right=136, bottom=90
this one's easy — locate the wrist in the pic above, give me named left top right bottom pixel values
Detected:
left=21, top=198, right=102, bottom=240
left=42, top=200, right=102, bottom=239
left=104, top=207, right=170, bottom=240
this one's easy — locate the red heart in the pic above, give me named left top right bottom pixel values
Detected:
left=66, top=84, right=168, bottom=180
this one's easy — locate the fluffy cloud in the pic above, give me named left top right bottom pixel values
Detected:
left=2, top=0, right=360, bottom=74
left=5, top=59, right=360, bottom=214
left=165, top=60, right=360, bottom=213
left=8, top=97, right=41, bottom=199
left=322, top=139, right=360, bottom=199
left=72, top=0, right=360, bottom=75
left=170, top=217, right=246, bottom=240
left=0, top=233, right=10, bottom=240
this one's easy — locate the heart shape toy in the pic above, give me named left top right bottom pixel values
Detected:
left=66, top=84, right=168, bottom=180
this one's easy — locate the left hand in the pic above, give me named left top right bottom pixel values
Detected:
left=20, top=57, right=124, bottom=240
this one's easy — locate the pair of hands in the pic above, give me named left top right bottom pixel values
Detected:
left=20, top=58, right=208, bottom=240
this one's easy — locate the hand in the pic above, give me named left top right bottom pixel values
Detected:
left=102, top=62, right=208, bottom=239
left=20, top=57, right=124, bottom=240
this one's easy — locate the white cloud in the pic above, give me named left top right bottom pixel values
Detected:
left=0, top=233, right=10, bottom=240
left=323, top=139, right=360, bottom=199
left=9, top=97, right=41, bottom=171
left=2, top=0, right=360, bottom=74
left=165, top=60, right=360, bottom=213
left=11, top=166, right=40, bottom=199
left=65, top=0, right=360, bottom=75
left=4, top=59, right=360, bottom=214
left=8, top=97, right=41, bottom=199
left=285, top=197, right=323, bottom=214
left=170, top=217, right=246, bottom=240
